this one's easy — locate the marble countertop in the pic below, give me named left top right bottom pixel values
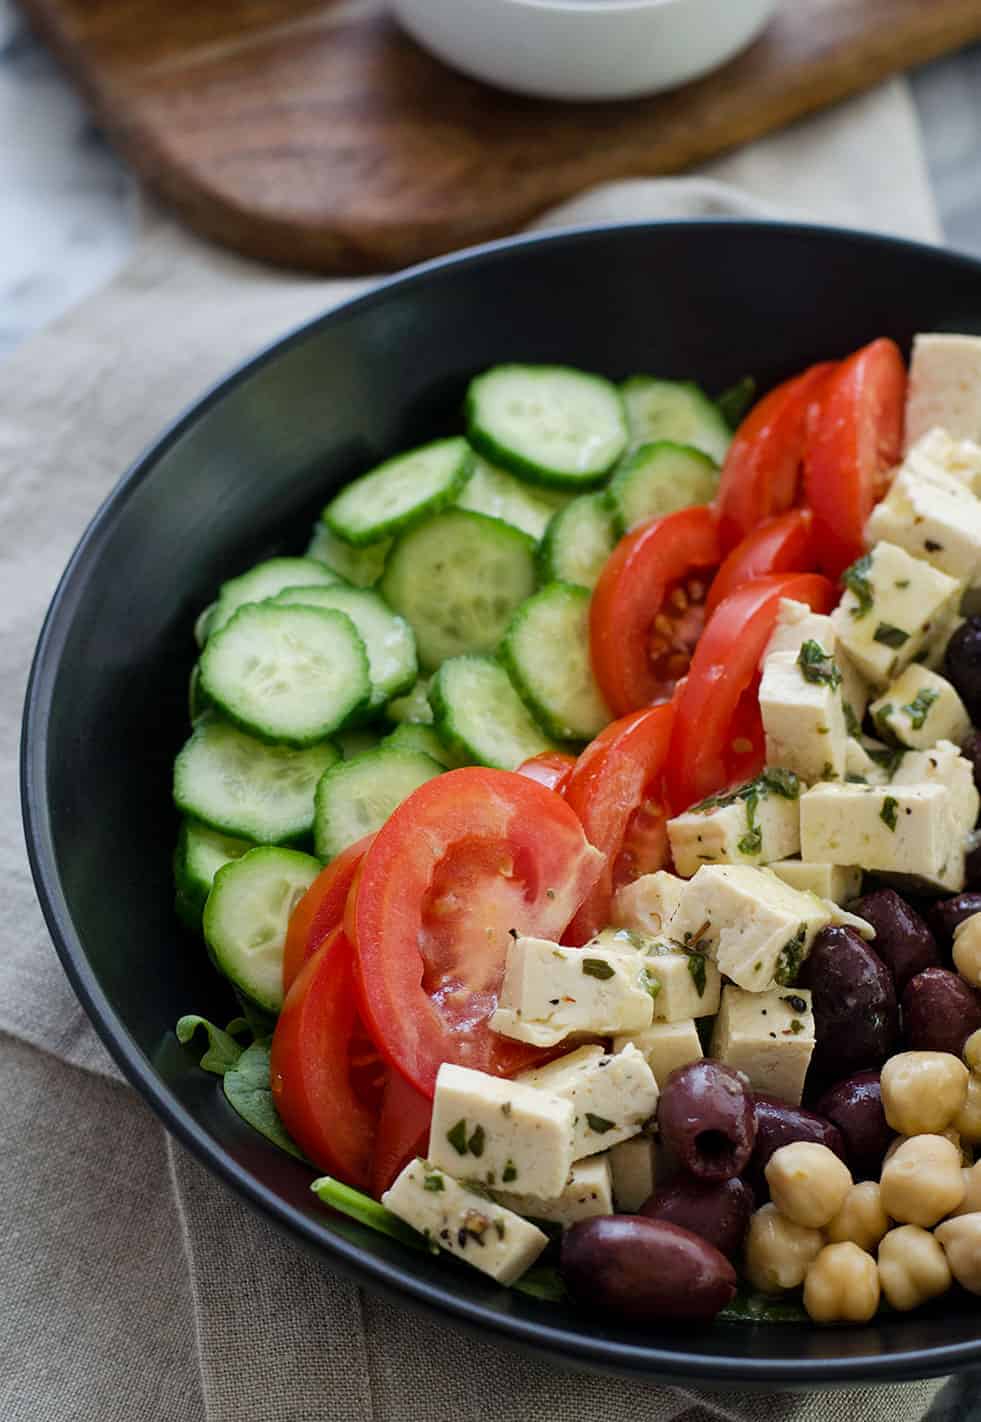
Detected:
left=1, top=0, right=979, bottom=358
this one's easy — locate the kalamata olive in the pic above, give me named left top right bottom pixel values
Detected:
left=814, top=1071, right=895, bottom=1180
left=745, top=1095, right=847, bottom=1200
left=928, top=893, right=981, bottom=951
left=657, top=1061, right=756, bottom=1180
left=560, top=1216, right=737, bottom=1323
left=640, top=1176, right=754, bottom=1259
left=965, top=842, right=981, bottom=892
left=945, top=618, right=981, bottom=724
left=849, top=888, right=941, bottom=994
left=902, top=967, right=981, bottom=1056
left=961, top=730, right=981, bottom=797
left=797, top=926, right=899, bottom=1080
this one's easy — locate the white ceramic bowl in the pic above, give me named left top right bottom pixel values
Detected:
left=389, top=0, right=777, bottom=103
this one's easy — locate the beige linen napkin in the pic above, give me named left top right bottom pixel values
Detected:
left=0, top=76, right=957, bottom=1421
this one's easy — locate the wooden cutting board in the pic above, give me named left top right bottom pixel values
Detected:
left=20, top=0, right=981, bottom=274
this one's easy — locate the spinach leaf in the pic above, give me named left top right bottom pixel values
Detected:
left=223, top=1039, right=306, bottom=1161
left=719, top=1288, right=809, bottom=1324
left=233, top=989, right=278, bottom=1041
left=176, top=1014, right=249, bottom=1076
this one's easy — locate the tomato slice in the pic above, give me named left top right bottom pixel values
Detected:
left=705, top=509, right=816, bottom=617
left=666, top=572, right=836, bottom=812
left=563, top=703, right=675, bottom=945
left=516, top=750, right=577, bottom=795
left=716, top=362, right=836, bottom=550
left=590, top=505, right=721, bottom=717
left=803, top=337, right=906, bottom=577
left=271, top=926, right=386, bottom=1188
left=350, top=768, right=603, bottom=1096
left=282, top=833, right=374, bottom=994
left=370, top=1072, right=433, bottom=1198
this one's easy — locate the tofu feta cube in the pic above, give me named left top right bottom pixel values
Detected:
left=831, top=541, right=962, bottom=687
left=517, top=1043, right=658, bottom=1159
left=667, top=771, right=801, bottom=878
left=845, top=736, right=902, bottom=785
left=428, top=1062, right=574, bottom=1199
left=641, top=942, right=721, bottom=1020
left=866, top=456, right=981, bottom=585
left=711, top=986, right=815, bottom=1106
left=839, top=649, right=871, bottom=740
left=613, top=1018, right=704, bottom=1084
left=892, top=739, right=980, bottom=838
left=760, top=649, right=848, bottom=784
left=800, top=781, right=964, bottom=891
left=905, top=335, right=981, bottom=449
left=494, top=1155, right=613, bottom=1228
left=768, top=858, right=863, bottom=905
left=612, top=870, right=686, bottom=937
left=904, top=426, right=981, bottom=497
left=669, top=865, right=831, bottom=991
left=869, top=666, right=970, bottom=750
left=382, top=1159, right=548, bottom=1285
left=490, top=936, right=654, bottom=1048
left=609, top=1136, right=657, bottom=1213
left=764, top=599, right=838, bottom=661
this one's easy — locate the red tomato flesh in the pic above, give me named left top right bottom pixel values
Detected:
left=516, top=750, right=577, bottom=795
left=370, top=1072, right=433, bottom=1198
left=705, top=509, right=816, bottom=617
left=282, top=833, right=374, bottom=994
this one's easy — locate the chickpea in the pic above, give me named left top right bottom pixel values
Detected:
left=764, top=1142, right=852, bottom=1230
left=949, top=1161, right=981, bottom=1218
left=879, top=1135, right=965, bottom=1227
left=878, top=1225, right=952, bottom=1312
left=964, top=1029, right=981, bottom=1076
left=884, top=1128, right=966, bottom=1166
left=880, top=1052, right=968, bottom=1136
left=803, top=1242, right=880, bottom=1324
left=954, top=1074, right=981, bottom=1148
left=826, top=1181, right=890, bottom=1252
left=935, top=1213, right=981, bottom=1295
left=953, top=914, right=981, bottom=989
left=743, top=1204, right=824, bottom=1294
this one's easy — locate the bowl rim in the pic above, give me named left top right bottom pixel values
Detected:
left=21, top=217, right=981, bottom=1385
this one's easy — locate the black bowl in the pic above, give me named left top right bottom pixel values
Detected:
left=22, top=222, right=981, bottom=1387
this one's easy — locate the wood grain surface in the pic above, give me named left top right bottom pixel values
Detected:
left=18, top=0, right=981, bottom=274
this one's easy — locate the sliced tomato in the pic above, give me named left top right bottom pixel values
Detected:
left=722, top=676, right=767, bottom=787
left=716, top=362, right=836, bottom=550
left=516, top=750, right=577, bottom=795
left=563, top=703, right=675, bottom=945
left=350, top=768, right=603, bottom=1096
left=666, top=572, right=836, bottom=812
left=370, top=1072, right=433, bottom=1198
left=282, top=833, right=374, bottom=994
left=590, top=505, right=721, bottom=717
left=803, top=337, right=906, bottom=577
left=705, top=509, right=816, bottom=617
left=271, top=926, right=386, bottom=1188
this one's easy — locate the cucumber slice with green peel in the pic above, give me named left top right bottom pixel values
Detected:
left=194, top=603, right=216, bottom=648
left=203, top=846, right=320, bottom=1012
left=430, top=655, right=556, bottom=771
left=174, top=717, right=339, bottom=844
left=313, top=747, right=443, bottom=861
left=538, top=492, right=616, bottom=591
left=384, top=676, right=434, bottom=725
left=176, top=819, right=254, bottom=918
left=466, top=364, right=628, bottom=488
left=383, top=721, right=463, bottom=769
left=335, top=727, right=381, bottom=759
left=607, top=441, right=720, bottom=535
left=269, top=584, right=417, bottom=711
left=621, top=377, right=731, bottom=464
left=456, top=456, right=569, bottom=541
left=501, top=583, right=611, bottom=741
left=208, top=557, right=340, bottom=638
left=381, top=509, right=537, bottom=671
left=307, top=522, right=390, bottom=588
left=717, top=375, right=757, bottom=430
left=188, top=662, right=211, bottom=723
left=324, top=437, right=474, bottom=547
left=200, top=603, right=371, bottom=748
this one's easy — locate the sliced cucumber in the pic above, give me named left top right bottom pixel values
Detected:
left=188, top=662, right=211, bottom=723
left=385, top=676, right=434, bottom=726
left=456, top=456, right=569, bottom=541
left=538, top=492, right=616, bottom=591
left=384, top=721, right=463, bottom=769
left=194, top=603, right=216, bottom=648
left=203, top=847, right=320, bottom=1012
left=314, top=747, right=443, bottom=861
left=307, top=522, right=390, bottom=588
left=607, top=441, right=719, bottom=535
left=621, top=377, right=731, bottom=464
left=200, top=604, right=370, bottom=748
left=717, top=375, right=756, bottom=430
left=324, top=437, right=474, bottom=547
left=174, top=717, right=339, bottom=844
left=335, top=727, right=381, bottom=759
left=430, top=655, right=556, bottom=771
left=208, top=557, right=339, bottom=638
left=269, top=584, right=417, bottom=711
left=501, top=583, right=610, bottom=741
left=466, top=364, right=627, bottom=488
left=381, top=509, right=537, bottom=671
left=176, top=818, right=254, bottom=919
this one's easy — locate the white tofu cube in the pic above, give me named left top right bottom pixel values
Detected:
left=667, top=771, right=801, bottom=878
left=905, top=335, right=981, bottom=449
left=904, top=426, right=981, bottom=497
left=764, top=598, right=838, bottom=661
left=613, top=1018, right=703, bottom=1085
left=831, top=541, right=962, bottom=687
left=582, top=926, right=655, bottom=955
left=845, top=736, right=900, bottom=785
left=609, top=1136, right=657, bottom=1213
left=642, top=943, right=721, bottom=1020
left=494, top=1155, right=613, bottom=1228
left=866, top=460, right=981, bottom=585
left=767, top=858, right=863, bottom=905
left=518, top=1043, right=658, bottom=1159
left=490, top=936, right=654, bottom=1048
left=760, top=649, right=848, bottom=784
left=839, top=648, right=870, bottom=740
left=381, top=1158, right=548, bottom=1285
left=869, top=666, right=970, bottom=750
left=670, top=865, right=831, bottom=991
left=428, top=1062, right=574, bottom=1199
left=892, top=739, right=980, bottom=838
left=612, top=870, right=686, bottom=937
left=711, top=987, right=815, bottom=1106
left=800, top=781, right=964, bottom=891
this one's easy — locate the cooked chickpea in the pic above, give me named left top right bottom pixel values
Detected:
left=954, top=1074, right=981, bottom=1148
left=950, top=1161, right=981, bottom=1218
left=879, top=1134, right=965, bottom=1227
left=764, top=1142, right=852, bottom=1230
left=935, top=1213, right=981, bottom=1294
left=883, top=1128, right=965, bottom=1166
left=954, top=915, right=981, bottom=989
left=826, top=1181, right=890, bottom=1252
left=964, top=1030, right=981, bottom=1076
left=803, top=1242, right=880, bottom=1324
left=878, top=1225, right=952, bottom=1311
left=880, top=1052, right=969, bottom=1136
left=743, top=1203, right=825, bottom=1294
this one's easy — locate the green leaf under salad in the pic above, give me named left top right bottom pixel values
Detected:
left=223, top=1039, right=307, bottom=1161
left=175, top=1014, right=249, bottom=1076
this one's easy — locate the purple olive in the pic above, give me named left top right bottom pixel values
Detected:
left=814, top=1071, right=894, bottom=1180
left=745, top=1094, right=847, bottom=1200
left=902, top=967, right=981, bottom=1056
left=966, top=843, right=981, bottom=892
left=798, top=926, right=898, bottom=1080
left=961, top=730, right=981, bottom=798
left=945, top=619, right=981, bottom=724
left=561, top=1216, right=737, bottom=1323
left=639, top=1176, right=754, bottom=1260
left=656, top=1061, right=756, bottom=1180
left=928, top=893, right=981, bottom=952
left=849, top=888, right=941, bottom=994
